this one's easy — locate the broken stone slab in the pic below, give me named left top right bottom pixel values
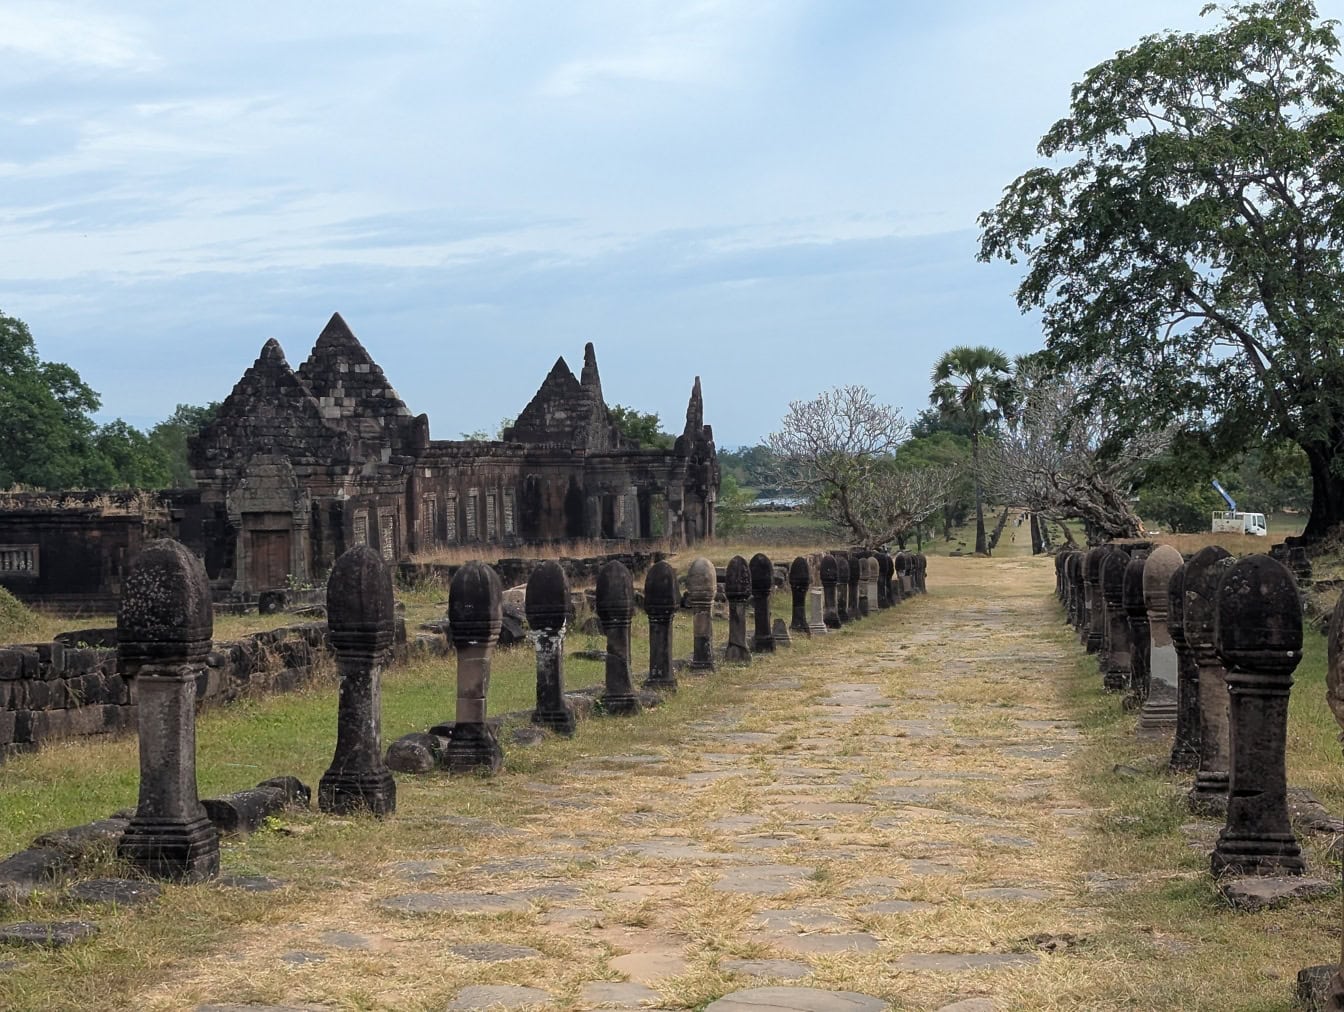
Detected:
left=767, top=932, right=880, bottom=955
left=712, top=865, right=812, bottom=896
left=216, top=874, right=287, bottom=892
left=933, top=1001, right=996, bottom=1012
left=859, top=900, right=937, bottom=915
left=67, top=878, right=162, bottom=907
left=446, top=984, right=553, bottom=1009
left=704, top=987, right=888, bottom=1011
left=720, top=958, right=812, bottom=980
left=580, top=981, right=662, bottom=1007
left=965, top=887, right=1051, bottom=903
left=1218, top=876, right=1335, bottom=912
left=31, top=818, right=129, bottom=857
left=1297, top=964, right=1337, bottom=1012
left=0, top=921, right=99, bottom=948
left=891, top=952, right=1039, bottom=972
left=280, top=951, right=326, bottom=965
left=1289, top=789, right=1344, bottom=835
left=0, top=847, right=73, bottom=898
left=386, top=732, right=448, bottom=773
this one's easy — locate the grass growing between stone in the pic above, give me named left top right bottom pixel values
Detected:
left=7, top=551, right=1339, bottom=1010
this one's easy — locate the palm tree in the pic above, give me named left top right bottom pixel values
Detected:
left=930, top=346, right=1015, bottom=555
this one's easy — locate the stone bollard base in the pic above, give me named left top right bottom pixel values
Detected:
left=117, top=814, right=219, bottom=882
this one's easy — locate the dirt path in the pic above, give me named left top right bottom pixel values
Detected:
left=131, top=554, right=1206, bottom=1011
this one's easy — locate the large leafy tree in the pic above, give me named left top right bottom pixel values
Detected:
left=929, top=345, right=1014, bottom=554
left=979, top=0, right=1344, bottom=540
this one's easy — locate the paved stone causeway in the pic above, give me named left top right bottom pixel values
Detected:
left=123, top=556, right=1190, bottom=1009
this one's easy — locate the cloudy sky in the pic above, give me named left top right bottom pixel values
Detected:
left=0, top=1, right=1224, bottom=447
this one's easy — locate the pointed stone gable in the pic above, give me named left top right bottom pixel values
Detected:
left=189, top=339, right=351, bottom=469
left=506, top=353, right=615, bottom=448
left=683, top=376, right=704, bottom=438
left=297, top=313, right=413, bottom=436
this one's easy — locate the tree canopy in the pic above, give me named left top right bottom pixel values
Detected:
left=978, top=0, right=1344, bottom=539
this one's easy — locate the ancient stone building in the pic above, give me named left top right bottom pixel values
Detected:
left=1, top=314, right=719, bottom=607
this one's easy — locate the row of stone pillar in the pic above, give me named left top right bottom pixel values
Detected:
left=1055, top=544, right=1305, bottom=877
left=109, top=538, right=931, bottom=883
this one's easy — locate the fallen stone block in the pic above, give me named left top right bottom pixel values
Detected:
left=1219, top=875, right=1335, bottom=911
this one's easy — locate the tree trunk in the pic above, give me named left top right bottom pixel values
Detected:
left=972, top=430, right=987, bottom=555
left=1302, top=440, right=1344, bottom=541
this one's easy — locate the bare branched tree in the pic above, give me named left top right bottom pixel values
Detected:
left=769, top=385, right=943, bottom=547
left=983, top=367, right=1170, bottom=540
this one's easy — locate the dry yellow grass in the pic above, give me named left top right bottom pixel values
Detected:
left=1, top=551, right=1338, bottom=1011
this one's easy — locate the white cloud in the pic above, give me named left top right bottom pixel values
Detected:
left=0, top=5, right=156, bottom=71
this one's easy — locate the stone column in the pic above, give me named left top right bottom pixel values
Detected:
left=116, top=539, right=220, bottom=882
left=1100, top=549, right=1132, bottom=692
left=1083, top=547, right=1108, bottom=653
left=1140, top=546, right=1182, bottom=737
left=1210, top=554, right=1306, bottom=877
left=788, top=556, right=811, bottom=636
left=687, top=557, right=717, bottom=673
left=855, top=555, right=872, bottom=617
left=833, top=552, right=851, bottom=625
left=444, top=561, right=504, bottom=775
left=1055, top=552, right=1067, bottom=601
left=807, top=588, right=827, bottom=635
left=1320, top=592, right=1344, bottom=1007
left=1184, top=545, right=1235, bottom=813
left=319, top=545, right=397, bottom=817
left=526, top=560, right=576, bottom=735
left=845, top=551, right=862, bottom=620
left=915, top=553, right=928, bottom=593
left=724, top=555, right=752, bottom=665
left=1168, top=562, right=1201, bottom=771
left=876, top=552, right=893, bottom=609
left=749, top=553, right=775, bottom=653
left=643, top=560, right=678, bottom=691
left=1122, top=552, right=1150, bottom=712
left=894, top=553, right=910, bottom=601
left=1067, top=552, right=1084, bottom=631
left=820, top=554, right=841, bottom=629
left=598, top=560, right=641, bottom=714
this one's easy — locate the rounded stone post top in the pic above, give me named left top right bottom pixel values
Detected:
left=596, top=560, right=635, bottom=624
left=117, top=538, right=213, bottom=666
left=833, top=553, right=849, bottom=583
left=1122, top=555, right=1148, bottom=616
left=1085, top=546, right=1110, bottom=584
left=749, top=553, right=774, bottom=594
left=1143, top=545, right=1182, bottom=616
left=725, top=556, right=751, bottom=602
left=327, top=544, right=394, bottom=651
left=1182, top=545, right=1234, bottom=651
left=525, top=559, right=569, bottom=632
left=1101, top=550, right=1129, bottom=605
left=687, top=557, right=716, bottom=605
left=895, top=552, right=909, bottom=574
left=643, top=560, right=678, bottom=619
left=866, top=557, right=880, bottom=580
left=1167, top=565, right=1187, bottom=641
left=1327, top=593, right=1344, bottom=730
left=1215, top=554, right=1301, bottom=672
left=878, top=552, right=893, bottom=579
left=789, top=556, right=811, bottom=590
left=819, top=554, right=838, bottom=584
left=449, top=561, right=503, bottom=647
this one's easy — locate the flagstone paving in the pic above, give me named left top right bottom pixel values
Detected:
left=102, top=553, right=1310, bottom=1010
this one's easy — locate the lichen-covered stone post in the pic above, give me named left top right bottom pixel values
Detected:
left=915, top=552, right=928, bottom=593
left=1184, top=545, right=1235, bottom=813
left=1140, top=546, right=1182, bottom=737
left=895, top=552, right=912, bottom=599
left=832, top=551, right=851, bottom=624
left=445, top=561, right=504, bottom=775
left=1068, top=552, right=1085, bottom=631
left=116, top=538, right=220, bottom=881
left=598, top=560, right=642, bottom=714
left=724, top=555, right=752, bottom=665
left=789, top=556, right=811, bottom=636
left=749, top=553, right=775, bottom=653
left=820, top=553, right=841, bottom=630
left=846, top=551, right=863, bottom=619
left=643, top=560, right=678, bottom=691
left=1123, top=552, right=1150, bottom=712
left=876, top=552, right=893, bottom=608
left=1209, top=554, right=1305, bottom=877
left=319, top=545, right=397, bottom=816
left=1100, top=549, right=1132, bottom=692
left=687, top=557, right=717, bottom=673
left=1055, top=552, right=1067, bottom=601
left=857, top=556, right=874, bottom=617
left=1320, top=592, right=1344, bottom=1008
left=1168, top=562, right=1201, bottom=771
left=526, top=560, right=576, bottom=735
left=1083, top=547, right=1108, bottom=653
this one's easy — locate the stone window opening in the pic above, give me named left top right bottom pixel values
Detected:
left=0, top=545, right=38, bottom=574
left=502, top=489, right=516, bottom=537
left=445, top=492, right=459, bottom=544
left=353, top=510, right=369, bottom=549
left=421, top=493, right=438, bottom=547
left=377, top=507, right=396, bottom=561
left=466, top=488, right=479, bottom=541
left=486, top=490, right=498, bottom=541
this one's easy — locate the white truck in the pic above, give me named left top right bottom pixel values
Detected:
left=1209, top=480, right=1267, bottom=535
left=1211, top=510, right=1267, bottom=536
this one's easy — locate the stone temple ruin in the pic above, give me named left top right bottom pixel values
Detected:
left=0, top=313, right=719, bottom=610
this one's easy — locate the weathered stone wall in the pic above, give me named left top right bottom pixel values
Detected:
left=0, top=619, right=406, bottom=757
left=398, top=551, right=665, bottom=592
